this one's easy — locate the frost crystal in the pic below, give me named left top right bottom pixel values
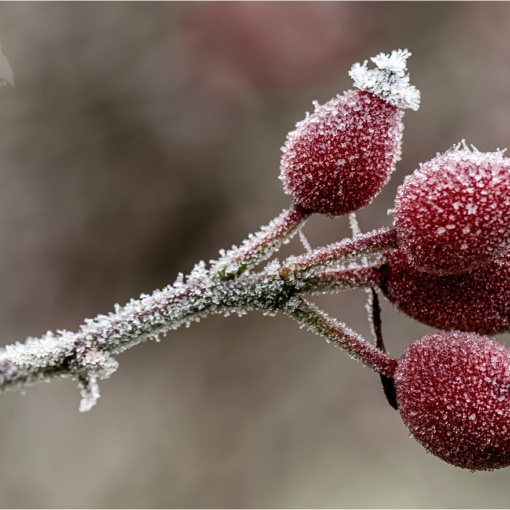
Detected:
left=349, top=49, right=420, bottom=111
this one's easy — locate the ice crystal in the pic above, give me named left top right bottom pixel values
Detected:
left=348, top=49, right=420, bottom=111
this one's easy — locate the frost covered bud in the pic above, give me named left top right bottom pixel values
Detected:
left=394, top=143, right=510, bottom=275
left=378, top=249, right=510, bottom=335
left=395, top=332, right=510, bottom=471
left=280, top=49, right=420, bottom=216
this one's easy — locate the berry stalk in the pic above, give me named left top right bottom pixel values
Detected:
left=210, top=203, right=311, bottom=280
left=299, top=265, right=382, bottom=294
left=282, top=227, right=398, bottom=277
left=281, top=296, right=397, bottom=377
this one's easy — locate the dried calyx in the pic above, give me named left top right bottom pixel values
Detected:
left=280, top=49, right=419, bottom=217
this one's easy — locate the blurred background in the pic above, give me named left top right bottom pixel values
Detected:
left=0, top=2, right=509, bottom=507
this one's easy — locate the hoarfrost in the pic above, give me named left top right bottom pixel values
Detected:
left=349, top=49, right=420, bottom=111
left=298, top=228, right=312, bottom=254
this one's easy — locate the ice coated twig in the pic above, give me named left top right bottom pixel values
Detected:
left=281, top=296, right=397, bottom=377
left=0, top=229, right=384, bottom=411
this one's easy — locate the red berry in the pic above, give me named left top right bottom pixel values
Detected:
left=280, top=50, right=419, bottom=216
left=394, top=143, right=510, bottom=275
left=378, top=249, right=510, bottom=334
left=395, top=332, right=510, bottom=470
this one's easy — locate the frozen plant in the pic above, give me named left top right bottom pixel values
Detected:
left=2, top=49, right=510, bottom=470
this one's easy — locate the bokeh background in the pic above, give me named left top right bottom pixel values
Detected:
left=0, top=2, right=509, bottom=507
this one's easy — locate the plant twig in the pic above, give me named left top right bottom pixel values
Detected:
left=0, top=206, right=391, bottom=411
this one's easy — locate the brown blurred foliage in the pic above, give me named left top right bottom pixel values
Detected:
left=0, top=2, right=509, bottom=507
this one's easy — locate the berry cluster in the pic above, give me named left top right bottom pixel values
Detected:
left=2, top=49, right=510, bottom=475
left=280, top=49, right=510, bottom=471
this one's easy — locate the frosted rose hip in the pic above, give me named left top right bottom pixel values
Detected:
left=378, top=249, right=510, bottom=334
left=394, top=143, right=510, bottom=275
left=280, top=49, right=419, bottom=216
left=395, top=332, right=510, bottom=470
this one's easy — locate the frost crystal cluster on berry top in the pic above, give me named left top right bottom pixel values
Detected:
left=349, top=49, right=420, bottom=111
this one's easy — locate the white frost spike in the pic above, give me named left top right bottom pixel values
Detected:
left=77, top=349, right=119, bottom=412
left=348, top=212, right=362, bottom=237
left=78, top=376, right=100, bottom=413
left=298, top=228, right=312, bottom=254
left=348, top=49, right=420, bottom=111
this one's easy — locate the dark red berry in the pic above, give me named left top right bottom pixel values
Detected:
left=378, top=249, right=510, bottom=335
left=280, top=50, right=419, bottom=216
left=394, top=143, right=510, bottom=275
left=395, top=332, right=510, bottom=471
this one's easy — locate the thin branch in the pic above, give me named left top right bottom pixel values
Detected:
left=0, top=206, right=394, bottom=411
left=0, top=268, right=291, bottom=410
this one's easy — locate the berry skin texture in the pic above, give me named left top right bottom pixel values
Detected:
left=378, top=249, right=510, bottom=335
left=394, top=144, right=510, bottom=275
left=280, top=90, right=404, bottom=216
left=395, top=332, right=510, bottom=471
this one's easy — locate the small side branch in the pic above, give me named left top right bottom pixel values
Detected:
left=366, top=288, right=398, bottom=409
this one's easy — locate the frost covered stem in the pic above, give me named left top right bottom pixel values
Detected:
left=0, top=274, right=290, bottom=390
left=303, top=265, right=382, bottom=294
left=0, top=224, right=391, bottom=410
left=210, top=203, right=311, bottom=280
left=282, top=296, right=397, bottom=377
left=282, top=227, right=398, bottom=277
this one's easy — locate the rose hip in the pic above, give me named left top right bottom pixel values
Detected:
left=394, top=143, right=510, bottom=275
left=395, top=332, right=510, bottom=470
left=378, top=249, right=510, bottom=335
left=280, top=49, right=419, bottom=216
